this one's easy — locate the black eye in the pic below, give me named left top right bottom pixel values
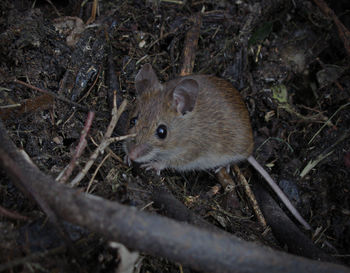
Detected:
left=156, top=124, right=167, bottom=139
left=129, top=116, right=138, bottom=128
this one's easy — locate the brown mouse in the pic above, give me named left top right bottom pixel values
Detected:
left=124, top=63, right=310, bottom=230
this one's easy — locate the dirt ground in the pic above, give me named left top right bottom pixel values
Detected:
left=0, top=0, right=349, bottom=272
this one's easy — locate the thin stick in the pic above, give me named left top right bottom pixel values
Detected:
left=59, top=111, right=95, bottom=183
left=86, top=152, right=111, bottom=193
left=161, top=0, right=183, bottom=4
left=78, top=65, right=101, bottom=103
left=308, top=102, right=350, bottom=144
left=0, top=205, right=29, bottom=221
left=105, top=92, right=126, bottom=138
left=300, top=150, right=334, bottom=178
left=13, top=79, right=90, bottom=111
left=180, top=12, right=202, bottom=76
left=302, top=131, right=349, bottom=178
left=45, top=0, right=61, bottom=16
left=69, top=90, right=130, bottom=187
left=233, top=165, right=267, bottom=228
left=86, top=0, right=98, bottom=25
left=70, top=133, right=135, bottom=187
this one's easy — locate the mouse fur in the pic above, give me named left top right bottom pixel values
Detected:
left=124, top=64, right=254, bottom=172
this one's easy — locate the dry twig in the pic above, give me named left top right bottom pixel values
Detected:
left=86, top=152, right=111, bottom=193
left=0, top=205, right=29, bottom=221
left=301, top=131, right=349, bottom=178
left=70, top=96, right=132, bottom=187
left=180, top=12, right=202, bottom=76
left=13, top=79, right=89, bottom=111
left=59, top=111, right=95, bottom=184
left=232, top=165, right=267, bottom=228
left=0, top=94, right=53, bottom=120
left=86, top=0, right=98, bottom=25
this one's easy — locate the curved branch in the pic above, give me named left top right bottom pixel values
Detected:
left=0, top=120, right=349, bottom=273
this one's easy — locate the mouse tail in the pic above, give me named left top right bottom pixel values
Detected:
left=247, top=155, right=311, bottom=231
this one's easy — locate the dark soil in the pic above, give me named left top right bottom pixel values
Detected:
left=0, top=0, right=349, bottom=272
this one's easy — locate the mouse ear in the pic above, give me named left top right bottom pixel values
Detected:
left=135, top=64, right=161, bottom=95
left=172, top=79, right=199, bottom=115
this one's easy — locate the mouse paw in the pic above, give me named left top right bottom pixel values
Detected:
left=214, top=166, right=222, bottom=173
left=141, top=162, right=165, bottom=175
left=214, top=165, right=231, bottom=174
left=124, top=155, right=132, bottom=166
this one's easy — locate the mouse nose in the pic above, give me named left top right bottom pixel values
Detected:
left=128, top=148, right=138, bottom=161
left=128, top=143, right=151, bottom=161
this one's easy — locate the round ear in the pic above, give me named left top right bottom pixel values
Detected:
left=135, top=64, right=162, bottom=95
left=172, top=79, right=199, bottom=115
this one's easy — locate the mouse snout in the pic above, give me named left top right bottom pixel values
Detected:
left=127, top=143, right=152, bottom=162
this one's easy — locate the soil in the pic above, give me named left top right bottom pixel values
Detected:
left=0, top=0, right=349, bottom=272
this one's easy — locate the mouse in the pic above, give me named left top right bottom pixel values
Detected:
left=124, top=63, right=311, bottom=230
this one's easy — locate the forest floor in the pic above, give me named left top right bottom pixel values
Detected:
left=0, top=0, right=349, bottom=272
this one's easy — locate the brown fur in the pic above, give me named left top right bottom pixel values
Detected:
left=124, top=73, right=254, bottom=171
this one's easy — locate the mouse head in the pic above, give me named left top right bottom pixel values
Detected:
left=124, top=64, right=199, bottom=169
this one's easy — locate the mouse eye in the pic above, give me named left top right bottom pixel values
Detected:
left=156, top=124, right=167, bottom=139
left=129, top=116, right=138, bottom=128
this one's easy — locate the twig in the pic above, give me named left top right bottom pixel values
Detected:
left=180, top=12, right=202, bottom=76
left=147, top=31, right=176, bottom=50
left=86, top=0, right=98, bottom=25
left=45, top=0, right=61, bottom=16
left=0, top=205, right=29, bottom=221
left=13, top=79, right=90, bottom=112
left=105, top=146, right=124, bottom=163
left=301, top=131, right=349, bottom=178
left=58, top=111, right=95, bottom=184
left=105, top=92, right=125, bottom=138
left=0, top=94, right=53, bottom=121
left=161, top=0, right=184, bottom=4
left=107, top=51, right=128, bottom=136
left=256, top=137, right=294, bottom=154
left=70, top=133, right=134, bottom=187
left=69, top=91, right=129, bottom=187
left=308, top=102, right=350, bottom=144
left=86, top=152, right=111, bottom=193
left=205, top=184, right=222, bottom=198
left=300, top=150, right=334, bottom=178
left=232, top=165, right=267, bottom=228
left=77, top=65, right=101, bottom=103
